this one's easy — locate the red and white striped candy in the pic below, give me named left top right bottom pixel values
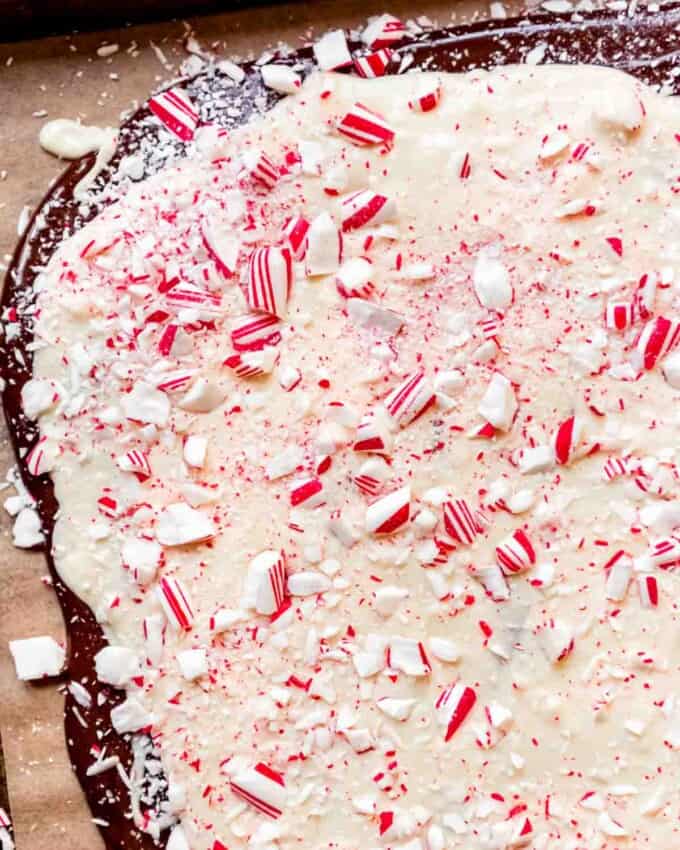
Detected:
left=165, top=283, right=222, bottom=314
left=475, top=564, right=510, bottom=601
left=362, top=13, right=406, bottom=49
left=634, top=316, right=680, bottom=370
left=634, top=272, right=658, bottom=321
left=605, top=301, right=634, bottom=332
left=340, top=190, right=396, bottom=232
left=604, top=551, right=632, bottom=601
left=354, top=411, right=393, bottom=454
left=281, top=215, right=310, bottom=260
left=337, top=103, right=395, bottom=146
left=97, top=494, right=119, bottom=518
left=495, top=529, right=536, bottom=574
left=637, top=574, right=659, bottom=608
left=435, top=682, right=477, bottom=741
left=306, top=212, right=342, bottom=277
left=384, top=371, right=435, bottom=427
left=148, top=87, right=198, bottom=141
left=116, top=450, right=152, bottom=479
left=231, top=313, right=282, bottom=352
left=157, top=323, right=190, bottom=357
left=553, top=415, right=582, bottom=465
left=408, top=83, right=442, bottom=113
left=25, top=436, right=56, bottom=476
left=313, top=29, right=352, bottom=71
left=157, top=576, right=194, bottom=631
left=648, top=537, right=680, bottom=570
left=224, top=347, right=277, bottom=379
left=247, top=247, right=292, bottom=318
left=387, top=637, right=431, bottom=677
left=353, top=49, right=392, bottom=78
left=336, top=257, right=374, bottom=299
left=230, top=763, right=286, bottom=819
left=156, top=369, right=197, bottom=394
left=603, top=456, right=628, bottom=481
left=479, top=314, right=501, bottom=341
left=354, top=457, right=389, bottom=495
left=200, top=216, right=239, bottom=278
left=242, top=150, right=278, bottom=189
left=290, top=477, right=324, bottom=508
left=443, top=499, right=483, bottom=546
left=366, top=486, right=410, bottom=535
left=248, top=550, right=287, bottom=615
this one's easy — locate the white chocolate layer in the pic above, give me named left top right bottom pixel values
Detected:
left=31, top=67, right=680, bottom=850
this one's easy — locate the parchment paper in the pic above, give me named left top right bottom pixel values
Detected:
left=0, top=2, right=524, bottom=846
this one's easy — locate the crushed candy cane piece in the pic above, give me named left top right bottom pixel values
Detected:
left=9, top=636, right=65, bottom=680
left=148, top=87, right=198, bottom=140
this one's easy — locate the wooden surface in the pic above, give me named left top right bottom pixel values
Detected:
left=0, top=3, right=530, bottom=847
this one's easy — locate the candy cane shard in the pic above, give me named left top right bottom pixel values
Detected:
left=116, top=449, right=152, bottom=479
left=648, top=536, right=680, bottom=570
left=473, top=252, right=513, bottom=310
left=230, top=763, right=287, bottom=819
left=25, top=436, right=58, bottom=476
left=552, top=415, right=583, bottom=465
left=313, top=29, right=352, bottom=71
left=157, top=576, right=194, bottom=631
left=384, top=370, right=436, bottom=427
left=387, top=637, right=431, bottom=677
left=603, top=456, right=628, bottom=480
left=200, top=216, right=239, bottom=278
left=478, top=373, right=516, bottom=431
left=183, top=433, right=210, bottom=468
left=260, top=64, right=301, bottom=95
left=340, top=190, right=397, bottom=232
left=436, top=682, right=477, bottom=741
left=495, top=529, right=536, bottom=574
left=353, top=49, right=393, bottom=79
left=245, top=550, right=287, bottom=615
left=148, top=87, right=199, bottom=141
left=366, top=486, right=411, bottom=535
left=633, top=316, right=680, bottom=371
left=361, top=13, right=406, bottom=48
left=376, top=697, right=417, bottom=721
left=165, top=283, right=222, bottom=314
left=231, top=312, right=282, bottom=351
left=408, top=81, right=442, bottom=113
left=156, top=502, right=216, bottom=546
left=336, top=257, right=374, bottom=299
left=354, top=409, right=394, bottom=454
left=354, top=457, right=390, bottom=495
left=638, top=574, right=659, bottom=608
left=9, top=636, right=65, bottom=680
left=346, top=298, right=404, bottom=335
left=247, top=247, right=292, bottom=318
left=634, top=272, right=658, bottom=321
left=540, top=620, right=575, bottom=664
left=474, top=564, right=510, bottom=601
left=289, top=477, right=324, bottom=508
left=224, top=347, right=278, bottom=379
left=305, top=212, right=342, bottom=277
left=604, top=301, right=634, bottom=332
left=604, top=551, right=633, bottom=601
left=242, top=150, right=279, bottom=189
left=143, top=614, right=166, bottom=666
left=337, top=103, right=395, bottom=146
left=443, top=499, right=483, bottom=546
left=281, top=215, right=310, bottom=260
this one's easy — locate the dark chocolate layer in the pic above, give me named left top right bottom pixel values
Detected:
left=2, top=6, right=679, bottom=848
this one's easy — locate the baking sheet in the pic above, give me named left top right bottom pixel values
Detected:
left=0, top=3, right=531, bottom=846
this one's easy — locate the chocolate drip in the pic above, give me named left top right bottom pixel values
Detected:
left=2, top=7, right=678, bottom=848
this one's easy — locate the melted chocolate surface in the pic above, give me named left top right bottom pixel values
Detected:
left=2, top=7, right=678, bottom=848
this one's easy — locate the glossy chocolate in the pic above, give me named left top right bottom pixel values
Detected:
left=2, top=6, right=678, bottom=848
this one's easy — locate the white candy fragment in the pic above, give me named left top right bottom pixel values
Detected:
left=346, top=298, right=404, bottom=334
left=428, top=637, right=461, bottom=663
left=94, top=646, right=140, bottom=687
left=261, top=64, right=301, bottom=94
left=306, top=212, right=342, bottom=276
left=122, top=381, right=170, bottom=425
left=478, top=373, right=516, bottom=431
left=374, top=585, right=408, bottom=617
left=376, top=697, right=417, bottom=721
left=166, top=824, right=191, bottom=850
left=110, top=697, right=153, bottom=734
left=178, top=378, right=225, bottom=413
left=473, top=251, right=513, bottom=310
left=156, top=503, right=216, bottom=546
left=183, top=434, right=208, bottom=468
left=39, top=118, right=115, bottom=159
left=519, top=445, right=554, bottom=474
left=662, top=351, right=680, bottom=389
left=287, top=571, right=331, bottom=596
left=313, top=30, right=352, bottom=70
left=177, top=648, right=208, bottom=680
left=12, top=507, right=44, bottom=548
left=388, top=637, right=431, bottom=676
left=21, top=378, right=57, bottom=419
left=9, top=636, right=65, bottom=680
left=122, top=537, right=162, bottom=585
